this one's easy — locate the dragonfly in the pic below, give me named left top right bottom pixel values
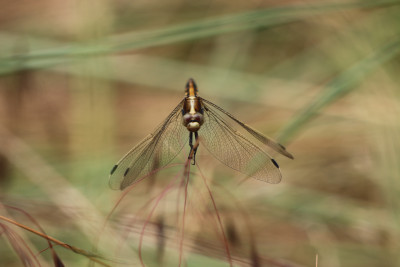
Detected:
left=109, top=78, right=293, bottom=190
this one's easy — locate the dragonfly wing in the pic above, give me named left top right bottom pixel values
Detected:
left=201, top=98, right=293, bottom=159
left=200, top=102, right=282, bottom=183
left=109, top=99, right=187, bottom=190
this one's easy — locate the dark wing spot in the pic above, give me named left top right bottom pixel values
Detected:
left=279, top=144, right=286, bottom=150
left=271, top=159, right=279, bottom=169
left=110, top=165, right=118, bottom=175
left=124, top=168, right=130, bottom=177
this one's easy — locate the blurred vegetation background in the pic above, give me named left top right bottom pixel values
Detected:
left=1, top=0, right=400, bottom=266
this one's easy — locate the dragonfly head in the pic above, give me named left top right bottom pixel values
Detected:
left=183, top=113, right=204, bottom=132
left=185, top=78, right=198, bottom=97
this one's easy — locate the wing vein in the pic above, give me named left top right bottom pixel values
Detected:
left=109, top=99, right=187, bottom=190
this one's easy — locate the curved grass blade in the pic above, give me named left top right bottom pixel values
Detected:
left=278, top=37, right=400, bottom=144
left=1, top=0, right=399, bottom=75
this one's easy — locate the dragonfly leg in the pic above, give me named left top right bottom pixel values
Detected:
left=192, top=132, right=199, bottom=165
left=188, top=131, right=194, bottom=160
left=188, top=132, right=199, bottom=165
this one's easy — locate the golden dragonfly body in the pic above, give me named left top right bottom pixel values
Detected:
left=110, top=78, right=293, bottom=190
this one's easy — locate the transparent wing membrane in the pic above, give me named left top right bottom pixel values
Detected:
left=201, top=98, right=293, bottom=159
left=200, top=99, right=285, bottom=183
left=109, top=100, right=187, bottom=190
left=109, top=93, right=292, bottom=190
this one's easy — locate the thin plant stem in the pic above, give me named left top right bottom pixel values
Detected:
left=0, top=215, right=111, bottom=267
left=138, top=161, right=188, bottom=266
left=178, top=160, right=191, bottom=267
left=92, top=163, right=183, bottom=259
left=0, top=224, right=40, bottom=267
left=1, top=204, right=61, bottom=265
left=196, top=163, right=233, bottom=267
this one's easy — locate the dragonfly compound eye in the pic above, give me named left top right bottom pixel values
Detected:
left=183, top=113, right=204, bottom=126
left=187, top=121, right=200, bottom=132
left=192, top=113, right=204, bottom=125
left=182, top=113, right=192, bottom=126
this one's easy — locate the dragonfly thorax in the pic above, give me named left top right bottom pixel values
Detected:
left=183, top=79, right=204, bottom=132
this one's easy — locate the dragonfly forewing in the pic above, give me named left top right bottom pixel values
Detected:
left=199, top=101, right=283, bottom=183
left=201, top=98, right=293, bottom=159
left=109, top=100, right=187, bottom=190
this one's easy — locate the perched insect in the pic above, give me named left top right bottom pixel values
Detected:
left=109, top=79, right=293, bottom=190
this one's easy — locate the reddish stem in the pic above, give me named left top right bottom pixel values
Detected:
left=138, top=162, right=189, bottom=266
left=196, top=163, right=233, bottom=267
left=178, top=161, right=191, bottom=267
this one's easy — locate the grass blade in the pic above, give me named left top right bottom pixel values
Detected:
left=278, top=36, right=400, bottom=143
left=0, top=0, right=399, bottom=75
